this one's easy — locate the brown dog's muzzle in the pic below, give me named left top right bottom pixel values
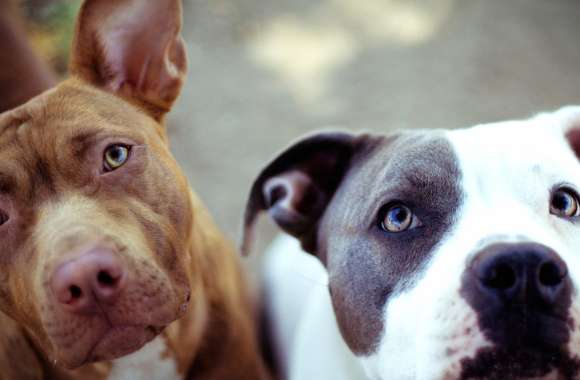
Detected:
left=30, top=197, right=190, bottom=368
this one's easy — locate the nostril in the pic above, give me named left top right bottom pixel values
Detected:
left=97, top=270, right=117, bottom=287
left=69, top=285, right=82, bottom=300
left=486, top=263, right=517, bottom=290
left=539, top=261, right=564, bottom=287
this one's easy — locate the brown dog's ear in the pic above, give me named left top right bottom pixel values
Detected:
left=69, top=0, right=187, bottom=120
left=242, top=131, right=371, bottom=256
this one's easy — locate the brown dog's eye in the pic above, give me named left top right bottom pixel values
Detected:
left=103, top=144, right=130, bottom=172
left=551, top=188, right=580, bottom=218
left=378, top=203, right=419, bottom=233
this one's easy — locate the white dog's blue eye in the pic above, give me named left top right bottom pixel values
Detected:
left=551, top=188, right=580, bottom=218
left=379, top=204, right=415, bottom=233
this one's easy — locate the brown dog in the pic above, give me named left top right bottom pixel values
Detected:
left=0, top=1, right=268, bottom=379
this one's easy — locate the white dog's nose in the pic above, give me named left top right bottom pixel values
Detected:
left=461, top=242, right=571, bottom=348
left=477, top=244, right=567, bottom=303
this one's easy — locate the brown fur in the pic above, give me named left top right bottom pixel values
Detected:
left=0, top=1, right=268, bottom=378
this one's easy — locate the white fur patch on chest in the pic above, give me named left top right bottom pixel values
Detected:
left=107, top=336, right=180, bottom=380
left=264, top=235, right=368, bottom=380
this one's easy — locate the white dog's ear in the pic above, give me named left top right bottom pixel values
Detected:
left=69, top=0, right=187, bottom=121
left=554, top=106, right=580, bottom=157
left=242, top=131, right=376, bottom=256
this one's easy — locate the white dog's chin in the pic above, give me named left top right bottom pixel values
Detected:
left=365, top=347, right=579, bottom=380
left=452, top=346, right=577, bottom=380
left=360, top=305, right=580, bottom=380
left=433, top=342, right=580, bottom=380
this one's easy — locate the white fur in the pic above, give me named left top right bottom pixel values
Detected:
left=265, top=106, right=580, bottom=380
left=108, top=336, right=180, bottom=380
left=264, top=234, right=368, bottom=380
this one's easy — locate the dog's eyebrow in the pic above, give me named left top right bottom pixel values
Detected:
left=402, top=169, right=440, bottom=190
left=70, top=129, right=101, bottom=158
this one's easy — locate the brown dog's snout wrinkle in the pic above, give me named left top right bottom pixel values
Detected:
left=50, top=248, right=126, bottom=315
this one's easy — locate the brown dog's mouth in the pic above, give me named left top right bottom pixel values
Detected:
left=56, top=324, right=165, bottom=368
left=87, top=324, right=164, bottom=363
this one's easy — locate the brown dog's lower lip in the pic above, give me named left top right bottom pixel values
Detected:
left=85, top=325, right=164, bottom=363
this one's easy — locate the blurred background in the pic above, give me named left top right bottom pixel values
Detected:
left=6, top=0, right=580, bottom=252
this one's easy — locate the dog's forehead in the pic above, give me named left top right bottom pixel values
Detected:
left=336, top=130, right=461, bottom=219
left=367, top=129, right=458, bottom=182
left=0, top=80, right=159, bottom=147
left=448, top=119, right=578, bottom=191
left=0, top=81, right=167, bottom=200
left=0, top=81, right=162, bottom=165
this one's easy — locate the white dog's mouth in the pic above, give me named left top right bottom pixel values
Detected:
left=458, top=345, right=580, bottom=379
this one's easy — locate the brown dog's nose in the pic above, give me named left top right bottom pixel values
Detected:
left=51, top=249, right=126, bottom=314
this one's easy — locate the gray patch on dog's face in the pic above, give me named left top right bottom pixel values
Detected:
left=317, top=131, right=463, bottom=355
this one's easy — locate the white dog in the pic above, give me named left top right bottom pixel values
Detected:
left=244, top=106, right=580, bottom=380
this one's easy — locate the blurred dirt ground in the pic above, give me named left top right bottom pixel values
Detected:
left=20, top=0, right=580, bottom=252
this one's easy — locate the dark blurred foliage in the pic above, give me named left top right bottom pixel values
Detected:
left=20, top=0, right=79, bottom=75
